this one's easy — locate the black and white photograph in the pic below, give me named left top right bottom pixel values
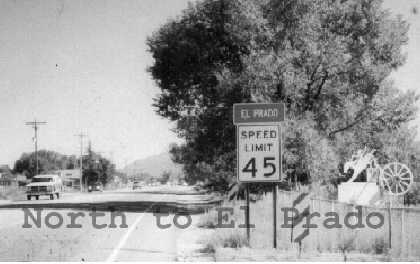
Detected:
left=0, top=0, right=420, bottom=261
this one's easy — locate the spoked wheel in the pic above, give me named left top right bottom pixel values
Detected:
left=380, top=162, right=413, bottom=195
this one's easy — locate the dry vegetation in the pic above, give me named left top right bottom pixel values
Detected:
left=0, top=186, right=24, bottom=201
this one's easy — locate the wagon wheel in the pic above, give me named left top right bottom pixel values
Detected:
left=380, top=162, right=413, bottom=195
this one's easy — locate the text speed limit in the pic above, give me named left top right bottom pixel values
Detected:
left=237, top=125, right=281, bottom=182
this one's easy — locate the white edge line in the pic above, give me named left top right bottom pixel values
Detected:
left=106, top=205, right=154, bottom=262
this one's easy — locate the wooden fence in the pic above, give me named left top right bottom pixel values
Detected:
left=247, top=190, right=420, bottom=258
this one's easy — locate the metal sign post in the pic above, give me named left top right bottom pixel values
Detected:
left=273, top=183, right=277, bottom=248
left=233, top=102, right=285, bottom=248
left=246, top=183, right=251, bottom=241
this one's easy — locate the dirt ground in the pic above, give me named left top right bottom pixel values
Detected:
left=213, top=247, right=420, bottom=262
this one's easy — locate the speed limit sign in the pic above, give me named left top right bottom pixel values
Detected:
left=237, top=125, right=281, bottom=182
left=233, top=103, right=284, bottom=182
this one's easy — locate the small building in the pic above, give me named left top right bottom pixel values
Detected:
left=0, top=165, right=16, bottom=190
left=53, top=169, right=81, bottom=191
left=0, top=176, right=16, bottom=189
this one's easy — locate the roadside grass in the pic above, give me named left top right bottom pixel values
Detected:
left=196, top=208, right=220, bottom=229
left=200, top=228, right=249, bottom=254
left=198, top=200, right=250, bottom=252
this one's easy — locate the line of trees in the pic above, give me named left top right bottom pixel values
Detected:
left=147, top=0, right=420, bottom=190
left=13, top=150, right=78, bottom=178
left=13, top=147, right=116, bottom=186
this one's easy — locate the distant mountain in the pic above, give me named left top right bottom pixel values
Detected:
left=122, top=152, right=183, bottom=179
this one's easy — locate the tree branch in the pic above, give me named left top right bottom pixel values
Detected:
left=314, top=71, right=329, bottom=100
left=328, top=105, right=371, bottom=137
left=328, top=117, right=362, bottom=138
left=304, top=61, right=322, bottom=109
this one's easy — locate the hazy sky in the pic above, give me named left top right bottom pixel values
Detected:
left=0, top=0, right=419, bottom=169
left=0, top=0, right=193, bottom=169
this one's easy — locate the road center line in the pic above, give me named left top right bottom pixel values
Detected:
left=106, top=213, right=145, bottom=262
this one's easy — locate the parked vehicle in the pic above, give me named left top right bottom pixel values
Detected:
left=88, top=182, right=103, bottom=192
left=132, top=181, right=142, bottom=190
left=26, top=174, right=63, bottom=200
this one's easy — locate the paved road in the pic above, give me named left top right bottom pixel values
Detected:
left=0, top=188, right=216, bottom=261
left=0, top=187, right=221, bottom=213
left=0, top=209, right=209, bottom=261
left=9, top=191, right=216, bottom=205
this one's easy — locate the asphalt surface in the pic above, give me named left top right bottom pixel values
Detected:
left=0, top=187, right=222, bottom=213
left=0, top=187, right=218, bottom=261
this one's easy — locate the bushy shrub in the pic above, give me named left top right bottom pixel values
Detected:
left=204, top=229, right=249, bottom=252
left=372, top=238, right=388, bottom=255
left=197, top=209, right=219, bottom=229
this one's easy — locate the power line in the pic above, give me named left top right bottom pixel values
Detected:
left=25, top=120, right=47, bottom=175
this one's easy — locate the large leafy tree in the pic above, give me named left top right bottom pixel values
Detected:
left=82, top=144, right=116, bottom=186
left=147, top=0, right=418, bottom=186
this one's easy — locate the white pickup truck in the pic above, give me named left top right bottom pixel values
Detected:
left=26, top=174, right=63, bottom=200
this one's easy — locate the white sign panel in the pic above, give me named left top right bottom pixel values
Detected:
left=237, top=125, right=281, bottom=182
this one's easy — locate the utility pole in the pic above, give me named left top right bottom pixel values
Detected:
left=75, top=133, right=87, bottom=192
left=25, top=120, right=47, bottom=175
